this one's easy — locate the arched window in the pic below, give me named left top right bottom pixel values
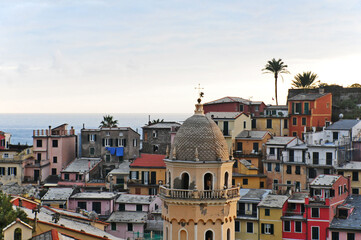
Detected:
left=227, top=228, right=231, bottom=240
left=205, top=230, right=213, bottom=240
left=204, top=173, right=213, bottom=190
left=181, top=172, right=189, bottom=189
left=14, top=228, right=22, bottom=240
left=179, top=229, right=187, bottom=240
left=224, top=172, right=229, bottom=188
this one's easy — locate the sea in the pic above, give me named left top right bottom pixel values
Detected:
left=0, top=113, right=191, bottom=145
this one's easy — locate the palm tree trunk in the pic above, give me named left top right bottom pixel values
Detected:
left=275, top=74, right=278, bottom=105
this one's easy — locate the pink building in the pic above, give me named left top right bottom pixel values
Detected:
left=68, top=192, right=117, bottom=219
left=24, top=124, right=76, bottom=183
left=106, top=194, right=159, bottom=239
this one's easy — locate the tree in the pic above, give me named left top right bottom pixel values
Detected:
left=262, top=58, right=290, bottom=105
left=292, top=71, right=319, bottom=88
left=0, top=191, right=28, bottom=239
left=99, top=115, right=118, bottom=128
left=349, top=83, right=361, bottom=88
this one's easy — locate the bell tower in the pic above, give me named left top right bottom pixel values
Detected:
left=160, top=94, right=240, bottom=240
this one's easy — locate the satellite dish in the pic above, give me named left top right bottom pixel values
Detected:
left=339, top=113, right=344, bottom=119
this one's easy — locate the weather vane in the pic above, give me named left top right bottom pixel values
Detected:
left=195, top=83, right=204, bottom=103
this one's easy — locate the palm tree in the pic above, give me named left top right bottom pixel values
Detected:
left=99, top=115, right=118, bottom=128
left=262, top=58, right=290, bottom=105
left=292, top=71, right=319, bottom=88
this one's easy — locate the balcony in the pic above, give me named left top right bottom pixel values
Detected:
left=234, top=150, right=262, bottom=158
left=237, top=210, right=257, bottom=218
left=159, top=186, right=239, bottom=200
left=282, top=211, right=306, bottom=220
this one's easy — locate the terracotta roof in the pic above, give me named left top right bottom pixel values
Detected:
left=130, top=154, right=166, bottom=168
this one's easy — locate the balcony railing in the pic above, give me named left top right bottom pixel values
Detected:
left=159, top=186, right=239, bottom=200
left=234, top=150, right=262, bottom=157
left=237, top=210, right=257, bottom=218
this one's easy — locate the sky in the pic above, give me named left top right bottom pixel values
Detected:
left=1, top=0, right=361, bottom=113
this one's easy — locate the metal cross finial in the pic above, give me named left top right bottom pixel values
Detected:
left=195, top=83, right=204, bottom=103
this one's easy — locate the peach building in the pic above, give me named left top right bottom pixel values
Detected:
left=24, top=124, right=76, bottom=183
left=160, top=101, right=240, bottom=240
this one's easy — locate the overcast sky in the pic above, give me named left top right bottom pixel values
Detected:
left=1, top=0, right=361, bottom=113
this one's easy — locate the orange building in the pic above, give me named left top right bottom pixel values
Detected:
left=233, top=159, right=266, bottom=189
left=128, top=154, right=166, bottom=195
left=234, top=130, right=273, bottom=169
left=288, top=91, right=332, bottom=139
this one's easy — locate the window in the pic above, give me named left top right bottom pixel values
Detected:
left=90, top=147, right=95, bottom=155
left=353, top=171, right=359, bottom=181
left=312, top=227, right=319, bottom=240
left=8, top=167, right=16, bottom=176
left=37, top=153, right=42, bottom=161
left=243, top=179, right=248, bottom=185
left=324, top=169, right=330, bottom=174
left=296, top=181, right=301, bottom=191
left=64, top=173, right=69, bottom=180
left=273, top=179, right=278, bottom=190
left=252, top=119, right=256, bottom=128
left=347, top=233, right=355, bottom=240
left=89, top=134, right=96, bottom=142
left=302, top=117, right=306, bottom=126
left=289, top=150, right=294, bottom=162
left=295, top=166, right=301, bottom=175
left=304, top=102, right=310, bottom=114
left=105, top=154, right=111, bottom=162
left=52, top=140, right=58, bottom=148
left=284, top=221, right=290, bottom=232
left=270, top=148, right=275, bottom=155
left=36, top=140, right=42, bottom=147
left=253, top=143, right=259, bottom=152
left=237, top=142, right=243, bottom=151
left=243, top=121, right=246, bottom=129
left=246, top=222, right=253, bottom=233
left=3, top=153, right=9, bottom=158
left=130, top=171, right=138, bottom=180
left=111, top=222, right=116, bottom=231
left=153, top=145, right=159, bottom=153
left=255, top=105, right=259, bottom=111
left=332, top=232, right=339, bottom=240
left=275, top=163, right=280, bottom=172
left=284, top=119, right=288, bottom=129
left=286, top=165, right=292, bottom=174
left=311, top=208, right=319, bottom=218
left=239, top=104, right=244, bottom=112
left=293, top=117, right=297, bottom=126
left=267, top=119, right=272, bottom=128
left=77, top=202, right=86, bottom=210
left=52, top=168, right=57, bottom=175
left=352, top=188, right=359, bottom=195
left=265, top=209, right=270, bottom=216
left=235, top=221, right=240, bottom=232
left=127, top=223, right=133, bottom=231
left=295, top=103, right=302, bottom=114
left=53, top=156, right=57, bottom=163
left=133, top=139, right=137, bottom=147
left=0, top=167, right=5, bottom=175
left=262, top=223, right=274, bottom=234
left=339, top=185, right=343, bottom=195
left=136, top=204, right=142, bottom=212
left=267, top=163, right=272, bottom=171
left=290, top=203, right=296, bottom=210
left=313, top=152, right=319, bottom=165
left=326, top=152, right=333, bottom=165
left=119, top=204, right=125, bottom=211
left=295, top=221, right=302, bottom=233
left=333, top=132, right=339, bottom=141
left=260, top=182, right=264, bottom=188
left=143, top=171, right=149, bottom=185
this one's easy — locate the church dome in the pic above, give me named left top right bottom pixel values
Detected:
left=170, top=110, right=229, bottom=161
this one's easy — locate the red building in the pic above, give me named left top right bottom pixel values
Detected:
left=288, top=91, right=332, bottom=139
left=0, top=131, right=10, bottom=150
left=203, top=96, right=266, bottom=117
left=282, top=192, right=308, bottom=240
left=305, top=175, right=349, bottom=240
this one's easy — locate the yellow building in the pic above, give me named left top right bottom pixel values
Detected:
left=206, top=112, right=251, bottom=150
left=336, top=161, right=361, bottom=195
left=258, top=195, right=288, bottom=240
left=235, top=189, right=272, bottom=240
left=160, top=101, right=240, bottom=240
left=233, top=159, right=266, bottom=189
left=252, top=105, right=289, bottom=136
left=128, top=154, right=166, bottom=195
left=0, top=145, right=33, bottom=185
